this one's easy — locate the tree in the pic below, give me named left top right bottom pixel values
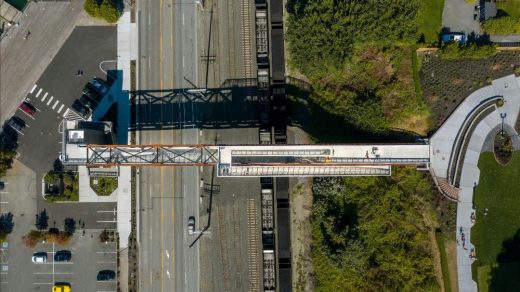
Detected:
left=0, top=212, right=14, bottom=242
left=100, top=0, right=120, bottom=23
left=0, top=149, right=16, bottom=177
left=35, top=209, right=49, bottom=231
left=99, top=229, right=110, bottom=243
left=64, top=218, right=76, bottom=235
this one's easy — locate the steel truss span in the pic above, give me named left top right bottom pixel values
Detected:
left=80, top=144, right=430, bottom=177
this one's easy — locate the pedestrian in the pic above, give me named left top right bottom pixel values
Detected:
left=456, top=239, right=460, bottom=246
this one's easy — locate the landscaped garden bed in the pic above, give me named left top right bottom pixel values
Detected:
left=419, top=51, right=520, bottom=130
left=90, top=177, right=118, bottom=196
left=494, top=130, right=514, bottom=165
left=43, top=171, right=79, bottom=202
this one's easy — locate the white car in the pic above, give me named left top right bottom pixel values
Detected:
left=32, top=252, right=47, bottom=263
left=188, top=216, right=195, bottom=235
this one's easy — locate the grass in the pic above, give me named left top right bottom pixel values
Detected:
left=417, top=0, right=445, bottom=44
left=472, top=151, right=520, bottom=291
left=90, top=177, right=118, bottom=196
left=483, top=0, right=520, bottom=34
left=435, top=231, right=452, bottom=292
left=497, top=0, right=520, bottom=17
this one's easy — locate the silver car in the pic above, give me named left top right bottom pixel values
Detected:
left=188, top=216, right=195, bottom=235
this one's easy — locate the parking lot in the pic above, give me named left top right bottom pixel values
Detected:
left=1, top=230, right=117, bottom=292
left=6, top=26, right=116, bottom=177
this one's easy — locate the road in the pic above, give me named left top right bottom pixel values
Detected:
left=136, top=0, right=200, bottom=291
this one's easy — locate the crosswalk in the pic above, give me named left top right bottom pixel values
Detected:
left=27, top=84, right=75, bottom=117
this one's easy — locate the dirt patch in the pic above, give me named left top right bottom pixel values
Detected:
left=445, top=239, right=459, bottom=292
left=419, top=51, right=520, bottom=130
left=290, top=180, right=315, bottom=292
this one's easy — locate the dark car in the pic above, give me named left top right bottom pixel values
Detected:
left=82, top=84, right=102, bottom=103
left=0, top=131, right=17, bottom=151
left=0, top=182, right=4, bottom=191
left=19, top=101, right=36, bottom=116
left=78, top=95, right=98, bottom=111
left=54, top=250, right=72, bottom=262
left=71, top=100, right=90, bottom=119
left=87, top=78, right=110, bottom=96
left=97, top=270, right=116, bottom=281
left=7, top=116, right=25, bottom=131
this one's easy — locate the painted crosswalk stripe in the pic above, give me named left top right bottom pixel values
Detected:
left=57, top=104, right=65, bottom=113
left=52, top=100, right=59, bottom=110
left=46, top=96, right=54, bottom=105
left=30, top=84, right=37, bottom=94
left=41, top=92, right=48, bottom=101
left=35, top=88, right=43, bottom=97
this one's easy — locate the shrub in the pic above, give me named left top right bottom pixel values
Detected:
left=100, top=0, right=120, bottom=23
left=47, top=231, right=72, bottom=246
left=22, top=230, right=45, bottom=248
left=0, top=149, right=16, bottom=178
left=84, top=0, right=101, bottom=17
left=440, top=42, right=497, bottom=60
left=44, top=171, right=60, bottom=184
left=483, top=16, right=520, bottom=35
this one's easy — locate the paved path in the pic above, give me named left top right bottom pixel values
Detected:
left=430, top=75, right=520, bottom=292
left=0, top=1, right=84, bottom=123
left=442, top=0, right=481, bottom=34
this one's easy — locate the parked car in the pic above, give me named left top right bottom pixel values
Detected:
left=82, top=84, right=103, bottom=103
left=188, top=216, right=195, bottom=235
left=0, top=131, right=17, bottom=151
left=19, top=101, right=36, bottom=116
left=97, top=270, right=116, bottom=281
left=78, top=94, right=98, bottom=111
left=71, top=100, right=90, bottom=119
left=87, top=78, right=110, bottom=96
left=7, top=116, right=25, bottom=131
left=32, top=252, right=47, bottom=263
left=54, top=250, right=72, bottom=262
left=0, top=181, right=4, bottom=191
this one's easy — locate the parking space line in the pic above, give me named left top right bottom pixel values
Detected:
left=46, top=96, right=54, bottom=106
left=41, top=92, right=48, bottom=101
left=96, top=220, right=117, bottom=223
left=34, top=272, right=73, bottom=275
left=52, top=100, right=59, bottom=110
left=35, top=88, right=43, bottom=97
left=33, top=283, right=53, bottom=285
left=30, top=84, right=37, bottom=93
left=96, top=251, right=117, bottom=253
left=57, top=104, right=65, bottom=113
left=18, top=108, right=35, bottom=120
left=97, top=261, right=117, bottom=264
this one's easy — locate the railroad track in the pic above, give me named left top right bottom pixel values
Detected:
left=217, top=205, right=231, bottom=291
left=247, top=199, right=261, bottom=292
left=241, top=0, right=253, bottom=78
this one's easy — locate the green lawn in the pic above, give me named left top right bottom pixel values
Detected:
left=472, top=151, right=520, bottom=291
left=417, top=0, right=445, bottom=44
left=498, top=0, right=520, bottom=17
left=483, top=0, right=520, bottom=34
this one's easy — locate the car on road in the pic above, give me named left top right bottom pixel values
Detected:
left=97, top=270, right=116, bottom=281
left=82, top=84, right=103, bottom=103
left=188, top=216, right=195, bottom=235
left=7, top=116, right=25, bottom=131
left=0, top=181, right=4, bottom=190
left=71, top=100, right=90, bottom=119
left=54, top=250, right=72, bottom=262
left=19, top=101, right=36, bottom=116
left=87, top=78, right=110, bottom=96
left=32, top=252, right=47, bottom=263
left=78, top=94, right=98, bottom=111
left=52, top=282, right=71, bottom=292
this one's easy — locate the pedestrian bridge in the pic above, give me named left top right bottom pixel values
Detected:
left=75, top=143, right=430, bottom=177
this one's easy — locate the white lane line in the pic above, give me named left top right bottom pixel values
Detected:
left=0, top=201, right=9, bottom=203
left=35, top=88, right=43, bottom=97
left=18, top=109, right=35, bottom=120
left=34, top=272, right=73, bottom=275
left=33, top=283, right=53, bottom=285
left=57, top=104, right=65, bottom=113
left=96, top=251, right=117, bottom=254
left=182, top=13, right=184, bottom=26
left=63, top=110, right=68, bottom=117
left=41, top=92, right=48, bottom=101
left=46, top=96, right=54, bottom=106
left=97, top=261, right=117, bottom=264
left=182, top=56, right=184, bottom=68
left=96, top=210, right=117, bottom=213
left=52, top=100, right=59, bottom=110
left=96, top=220, right=117, bottom=223
left=30, top=84, right=37, bottom=93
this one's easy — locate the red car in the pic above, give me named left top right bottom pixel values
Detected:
left=19, top=101, right=36, bottom=116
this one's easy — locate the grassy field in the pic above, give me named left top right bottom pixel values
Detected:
left=472, top=151, right=520, bottom=291
left=497, top=0, right=520, bottom=17
left=483, top=0, right=520, bottom=34
left=436, top=231, right=453, bottom=292
left=417, top=0, right=445, bottom=44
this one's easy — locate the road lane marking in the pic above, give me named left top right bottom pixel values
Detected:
left=41, top=93, right=48, bottom=102
left=30, top=84, right=37, bottom=93
left=96, top=251, right=117, bottom=253
left=33, top=283, right=53, bottom=285
left=57, top=104, right=64, bottom=113
left=34, top=272, right=73, bottom=275
left=35, top=88, right=43, bottom=97
left=182, top=13, right=184, bottom=26
left=96, top=220, right=117, bottom=223
left=46, top=96, right=54, bottom=106
left=52, top=100, right=59, bottom=110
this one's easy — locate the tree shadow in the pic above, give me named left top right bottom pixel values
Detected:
left=488, top=228, right=520, bottom=291
left=35, top=209, right=49, bottom=231
left=0, top=212, right=14, bottom=236
left=286, top=80, right=421, bottom=143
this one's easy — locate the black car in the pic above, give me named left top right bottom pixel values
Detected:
left=97, top=270, right=116, bottom=281
left=0, top=131, right=17, bottom=151
left=71, top=100, right=90, bottom=119
left=78, top=94, right=98, bottom=111
left=0, top=182, right=4, bottom=191
left=82, top=84, right=103, bottom=103
left=6, top=116, right=25, bottom=131
left=54, top=250, right=72, bottom=262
